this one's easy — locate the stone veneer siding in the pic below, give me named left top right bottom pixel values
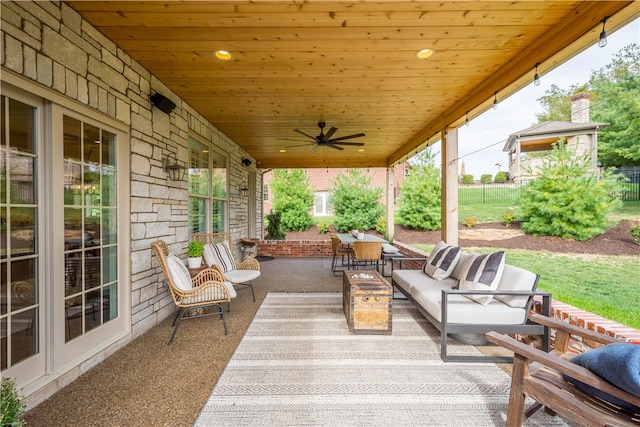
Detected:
left=1, top=0, right=261, bottom=406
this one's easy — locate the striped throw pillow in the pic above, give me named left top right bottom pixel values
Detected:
left=204, top=241, right=236, bottom=273
left=457, top=251, right=506, bottom=305
left=423, top=241, right=461, bottom=280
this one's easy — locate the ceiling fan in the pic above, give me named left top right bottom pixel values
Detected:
left=284, top=121, right=365, bottom=152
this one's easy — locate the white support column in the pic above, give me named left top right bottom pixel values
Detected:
left=386, top=167, right=395, bottom=242
left=441, top=128, right=459, bottom=246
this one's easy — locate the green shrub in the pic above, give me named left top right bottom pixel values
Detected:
left=520, top=141, right=623, bottom=241
left=397, top=149, right=442, bottom=231
left=317, top=221, right=329, bottom=234
left=495, top=171, right=507, bottom=183
left=630, top=225, right=640, bottom=245
left=462, top=174, right=474, bottom=185
left=1, top=378, right=26, bottom=427
left=329, top=170, right=384, bottom=232
left=269, top=169, right=315, bottom=231
left=463, top=217, right=478, bottom=227
left=502, top=210, right=515, bottom=227
left=480, top=174, right=492, bottom=184
left=264, top=211, right=286, bottom=240
left=375, top=216, right=387, bottom=235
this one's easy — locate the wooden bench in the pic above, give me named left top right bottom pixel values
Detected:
left=486, top=313, right=640, bottom=426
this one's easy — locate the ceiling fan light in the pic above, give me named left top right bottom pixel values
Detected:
left=214, top=50, right=232, bottom=60
left=416, top=48, right=435, bottom=59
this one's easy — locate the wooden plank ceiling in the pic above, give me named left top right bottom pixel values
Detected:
left=65, top=1, right=637, bottom=169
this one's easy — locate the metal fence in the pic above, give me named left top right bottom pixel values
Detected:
left=459, top=169, right=640, bottom=205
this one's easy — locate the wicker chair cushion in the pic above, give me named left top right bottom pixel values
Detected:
left=422, top=241, right=461, bottom=280
left=457, top=251, right=505, bottom=305
left=382, top=243, right=400, bottom=253
left=203, top=241, right=236, bottom=273
left=166, top=253, right=193, bottom=291
left=564, top=343, right=640, bottom=413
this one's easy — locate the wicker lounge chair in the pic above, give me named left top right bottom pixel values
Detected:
left=193, top=232, right=261, bottom=301
left=151, top=239, right=236, bottom=344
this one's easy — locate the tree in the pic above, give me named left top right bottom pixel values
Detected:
left=589, top=44, right=640, bottom=167
left=269, top=169, right=315, bottom=231
left=397, top=149, right=442, bottom=231
left=329, top=169, right=384, bottom=232
left=519, top=141, right=623, bottom=241
left=535, top=44, right=640, bottom=167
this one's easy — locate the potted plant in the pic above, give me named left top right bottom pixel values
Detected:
left=186, top=241, right=205, bottom=268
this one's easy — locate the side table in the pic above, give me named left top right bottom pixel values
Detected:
left=342, top=270, right=392, bottom=335
left=379, top=252, right=405, bottom=277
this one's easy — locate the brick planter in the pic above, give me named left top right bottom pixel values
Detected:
left=258, top=239, right=332, bottom=257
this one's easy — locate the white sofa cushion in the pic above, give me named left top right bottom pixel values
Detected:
left=457, top=251, right=506, bottom=305
left=224, top=269, right=260, bottom=284
left=423, top=241, right=461, bottom=280
left=166, top=253, right=193, bottom=291
left=393, top=269, right=457, bottom=295
left=411, top=280, right=527, bottom=325
left=495, top=264, right=538, bottom=308
left=204, top=241, right=236, bottom=272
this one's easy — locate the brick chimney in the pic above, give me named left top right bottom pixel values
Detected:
left=570, top=92, right=590, bottom=124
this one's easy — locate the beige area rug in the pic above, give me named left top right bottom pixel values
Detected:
left=195, top=293, right=566, bottom=426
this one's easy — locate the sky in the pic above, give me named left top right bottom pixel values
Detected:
left=431, top=17, right=639, bottom=178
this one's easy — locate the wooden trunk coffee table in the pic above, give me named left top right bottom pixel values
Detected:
left=342, top=270, right=392, bottom=335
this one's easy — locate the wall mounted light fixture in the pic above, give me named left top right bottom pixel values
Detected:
left=492, top=92, right=499, bottom=110
left=163, top=152, right=185, bottom=181
left=465, top=111, right=470, bottom=127
left=533, top=63, right=541, bottom=86
left=240, top=181, right=249, bottom=197
left=598, top=16, right=609, bottom=48
left=241, top=158, right=252, bottom=167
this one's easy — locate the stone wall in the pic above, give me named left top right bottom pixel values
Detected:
left=1, top=0, right=261, bottom=404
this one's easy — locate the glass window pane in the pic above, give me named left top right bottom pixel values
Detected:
left=0, top=207, right=6, bottom=259
left=101, top=166, right=116, bottom=206
left=101, top=130, right=117, bottom=168
left=63, top=161, right=82, bottom=205
left=10, top=207, right=35, bottom=256
left=1, top=318, right=6, bottom=370
left=189, top=139, right=210, bottom=196
left=0, top=262, right=6, bottom=315
left=103, top=283, right=117, bottom=322
left=63, top=116, right=82, bottom=161
left=8, top=99, right=36, bottom=154
left=10, top=259, right=36, bottom=308
left=211, top=151, right=227, bottom=199
left=83, top=124, right=100, bottom=164
left=84, top=249, right=101, bottom=291
left=212, top=200, right=225, bottom=232
left=10, top=308, right=37, bottom=365
left=9, top=153, right=35, bottom=204
left=101, top=208, right=116, bottom=245
left=64, top=207, right=82, bottom=250
left=84, top=289, right=100, bottom=333
left=65, top=253, right=81, bottom=297
left=189, top=197, right=206, bottom=235
left=102, top=245, right=117, bottom=284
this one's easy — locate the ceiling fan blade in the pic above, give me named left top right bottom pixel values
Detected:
left=328, top=133, right=365, bottom=143
left=333, top=141, right=365, bottom=146
left=294, top=129, right=317, bottom=140
left=323, top=126, right=337, bottom=140
left=278, top=138, right=309, bottom=142
left=311, top=144, right=320, bottom=153
left=326, top=144, right=344, bottom=151
left=285, top=143, right=315, bottom=148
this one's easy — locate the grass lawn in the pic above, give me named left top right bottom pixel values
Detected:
left=410, top=244, right=640, bottom=330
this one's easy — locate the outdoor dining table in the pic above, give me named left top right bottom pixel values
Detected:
left=336, top=233, right=388, bottom=270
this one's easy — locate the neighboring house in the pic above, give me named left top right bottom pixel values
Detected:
left=503, top=93, right=607, bottom=181
left=263, top=165, right=408, bottom=217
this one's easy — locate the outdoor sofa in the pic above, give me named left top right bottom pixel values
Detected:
left=391, top=242, right=551, bottom=363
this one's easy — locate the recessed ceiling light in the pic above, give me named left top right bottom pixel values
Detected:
left=416, top=48, right=435, bottom=59
left=279, top=149, right=286, bottom=153
left=358, top=148, right=365, bottom=152
left=214, top=50, right=232, bottom=60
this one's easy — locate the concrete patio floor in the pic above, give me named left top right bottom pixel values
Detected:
left=23, top=257, right=509, bottom=426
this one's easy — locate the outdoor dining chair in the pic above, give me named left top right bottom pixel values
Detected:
left=330, top=233, right=352, bottom=275
left=194, top=232, right=261, bottom=301
left=350, top=240, right=383, bottom=270
left=151, top=239, right=236, bottom=344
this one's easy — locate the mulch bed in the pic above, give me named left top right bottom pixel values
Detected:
left=285, top=221, right=640, bottom=257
